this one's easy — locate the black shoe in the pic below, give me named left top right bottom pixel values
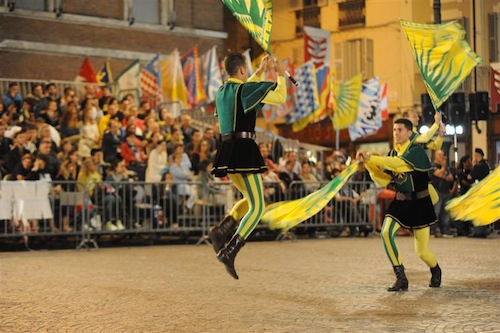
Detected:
left=208, top=216, right=238, bottom=254
left=217, top=234, right=245, bottom=279
left=388, top=265, right=409, bottom=292
left=429, top=264, right=441, bottom=287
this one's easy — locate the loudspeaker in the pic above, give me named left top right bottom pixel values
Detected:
left=446, top=93, right=466, bottom=125
left=469, top=92, right=489, bottom=120
left=421, top=93, right=434, bottom=124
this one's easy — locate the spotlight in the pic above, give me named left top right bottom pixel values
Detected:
left=419, top=125, right=430, bottom=134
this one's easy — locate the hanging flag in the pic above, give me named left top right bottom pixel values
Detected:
left=181, top=47, right=206, bottom=107
left=96, top=58, right=113, bottom=87
left=242, top=48, right=254, bottom=77
left=331, top=74, right=362, bottom=130
left=446, top=166, right=500, bottom=226
left=261, top=162, right=360, bottom=231
left=348, top=77, right=382, bottom=141
left=115, top=59, right=141, bottom=101
left=304, top=26, right=330, bottom=68
left=287, top=61, right=318, bottom=126
left=400, top=19, right=482, bottom=110
left=222, top=0, right=273, bottom=53
left=379, top=83, right=389, bottom=120
left=140, top=54, right=162, bottom=106
left=202, top=46, right=223, bottom=103
left=262, top=58, right=296, bottom=122
left=291, top=65, right=330, bottom=132
left=491, top=63, right=500, bottom=113
left=75, top=57, right=97, bottom=83
left=160, top=49, right=188, bottom=107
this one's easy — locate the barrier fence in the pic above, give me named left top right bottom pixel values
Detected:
left=0, top=179, right=378, bottom=249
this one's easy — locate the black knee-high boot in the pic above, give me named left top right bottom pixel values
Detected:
left=208, top=216, right=238, bottom=254
left=217, top=234, right=245, bottom=280
left=429, top=263, right=441, bottom=287
left=388, top=265, right=409, bottom=291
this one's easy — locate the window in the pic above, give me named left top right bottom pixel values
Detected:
left=132, top=0, right=161, bottom=24
left=338, top=0, right=365, bottom=28
left=14, top=0, right=48, bottom=11
left=295, top=6, right=321, bottom=35
left=333, top=38, right=373, bottom=81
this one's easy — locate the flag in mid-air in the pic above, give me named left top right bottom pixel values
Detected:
left=400, top=19, right=482, bottom=111
left=222, top=0, right=273, bottom=53
left=96, top=58, right=113, bottom=87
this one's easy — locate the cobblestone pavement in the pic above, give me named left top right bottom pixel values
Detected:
left=1, top=236, right=499, bottom=333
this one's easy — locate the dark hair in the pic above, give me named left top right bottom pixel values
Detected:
left=459, top=154, right=470, bottom=164
left=224, top=51, right=246, bottom=76
left=394, top=118, right=413, bottom=131
left=8, top=82, right=18, bottom=88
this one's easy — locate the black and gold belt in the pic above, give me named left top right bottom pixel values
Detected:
left=221, top=131, right=256, bottom=142
left=395, top=189, right=429, bottom=201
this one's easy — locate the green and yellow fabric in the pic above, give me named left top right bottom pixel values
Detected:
left=400, top=19, right=482, bottom=110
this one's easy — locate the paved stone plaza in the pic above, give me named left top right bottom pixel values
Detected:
left=1, top=236, right=499, bottom=332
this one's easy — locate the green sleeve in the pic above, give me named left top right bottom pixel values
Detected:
left=240, top=81, right=277, bottom=113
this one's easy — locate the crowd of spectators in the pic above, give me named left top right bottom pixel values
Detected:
left=1, top=82, right=374, bottom=235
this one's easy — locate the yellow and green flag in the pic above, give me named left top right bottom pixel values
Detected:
left=222, top=0, right=273, bottom=53
left=331, top=74, right=362, bottom=130
left=261, top=162, right=360, bottom=231
left=446, top=166, right=500, bottom=226
left=400, top=19, right=482, bottom=110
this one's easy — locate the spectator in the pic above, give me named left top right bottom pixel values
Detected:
left=279, top=159, right=304, bottom=199
left=0, top=123, right=13, bottom=173
left=10, top=153, right=33, bottom=180
left=145, top=139, right=168, bottom=183
left=58, top=87, right=76, bottom=113
left=102, top=115, right=123, bottom=164
left=158, top=107, right=175, bottom=138
left=37, top=123, right=59, bottom=153
left=429, top=150, right=455, bottom=237
left=457, top=154, right=473, bottom=195
left=78, top=108, right=100, bottom=158
left=98, top=97, right=119, bottom=138
left=180, top=114, right=195, bottom=146
left=262, top=160, right=286, bottom=203
left=279, top=149, right=301, bottom=174
left=3, top=82, right=22, bottom=111
left=299, top=160, right=320, bottom=194
left=40, top=83, right=59, bottom=111
left=191, top=138, right=213, bottom=176
left=38, top=100, right=60, bottom=127
left=54, top=159, right=78, bottom=232
left=203, top=127, right=217, bottom=153
left=185, top=128, right=201, bottom=157
left=98, top=86, right=112, bottom=111
left=168, top=143, right=191, bottom=171
left=4, top=130, right=29, bottom=174
left=469, top=148, right=490, bottom=183
left=59, top=102, right=81, bottom=141
left=170, top=153, right=194, bottom=213
left=56, top=140, right=75, bottom=164
left=167, top=127, right=184, bottom=155
left=36, top=137, right=61, bottom=180
left=25, top=154, right=51, bottom=181
left=120, top=131, right=147, bottom=180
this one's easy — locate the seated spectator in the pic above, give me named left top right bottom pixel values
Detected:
left=202, top=127, right=217, bottom=153
left=170, top=153, right=194, bottom=213
left=38, top=100, right=60, bottom=127
left=36, top=123, right=59, bottom=153
left=59, top=102, right=81, bottom=141
left=167, top=127, right=184, bottom=156
left=36, top=137, right=61, bottom=180
left=180, top=114, right=195, bottom=146
left=191, top=138, right=212, bottom=176
left=120, top=131, right=147, bottom=181
left=10, top=153, right=33, bottom=180
left=3, top=82, right=22, bottom=111
left=146, top=139, right=168, bottom=183
left=26, top=154, right=51, bottom=181
left=77, top=158, right=124, bottom=231
left=78, top=108, right=100, bottom=158
left=4, top=129, right=29, bottom=175
left=102, top=115, right=123, bottom=164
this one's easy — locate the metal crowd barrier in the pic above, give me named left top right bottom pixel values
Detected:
left=0, top=179, right=378, bottom=249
